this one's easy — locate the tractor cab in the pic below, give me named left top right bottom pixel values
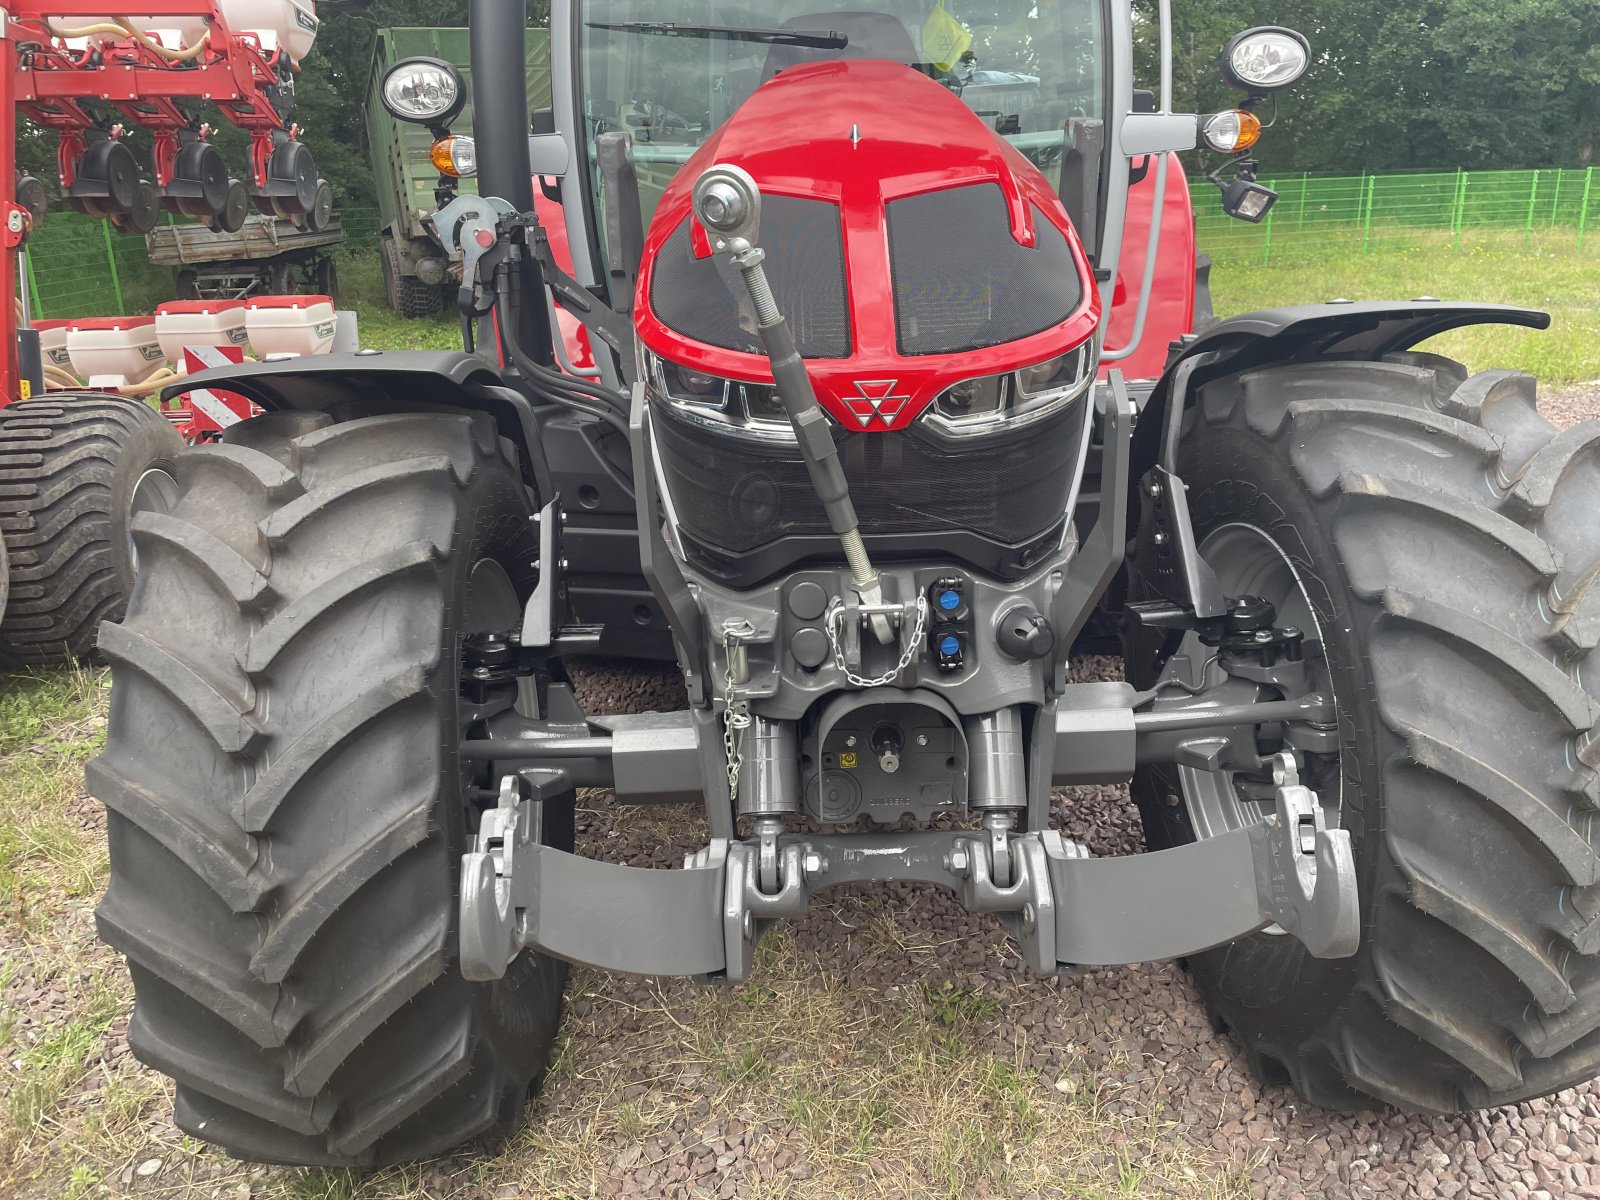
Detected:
left=573, top=1, right=1107, bottom=234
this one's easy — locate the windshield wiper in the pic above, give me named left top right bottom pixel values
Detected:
left=586, top=20, right=847, bottom=49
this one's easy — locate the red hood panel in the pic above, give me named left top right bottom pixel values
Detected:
left=635, top=59, right=1099, bottom=432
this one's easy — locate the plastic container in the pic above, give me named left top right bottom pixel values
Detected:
left=219, top=0, right=319, bottom=60
left=33, top=320, right=73, bottom=371
left=244, top=294, right=336, bottom=358
left=154, top=299, right=250, bottom=363
left=64, top=316, right=167, bottom=386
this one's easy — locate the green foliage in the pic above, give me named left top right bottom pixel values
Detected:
left=1136, top=0, right=1600, bottom=174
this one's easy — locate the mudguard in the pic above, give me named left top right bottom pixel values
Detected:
left=164, top=350, right=556, bottom=498
left=1136, top=300, right=1551, bottom=477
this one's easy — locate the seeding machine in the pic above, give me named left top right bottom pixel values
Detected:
left=0, top=0, right=350, bottom=662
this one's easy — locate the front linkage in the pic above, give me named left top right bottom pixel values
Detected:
left=456, top=166, right=1359, bottom=982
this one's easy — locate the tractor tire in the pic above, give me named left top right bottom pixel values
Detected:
left=88, top=409, right=572, bottom=1165
left=1128, top=355, right=1600, bottom=1113
left=0, top=397, right=183, bottom=666
left=381, top=234, right=443, bottom=319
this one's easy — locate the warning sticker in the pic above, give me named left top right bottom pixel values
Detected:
left=839, top=752, right=858, bottom=769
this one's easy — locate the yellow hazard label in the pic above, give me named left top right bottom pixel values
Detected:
left=18, top=379, right=31, bottom=400
left=839, top=752, right=858, bottom=769
left=923, top=2, right=973, bottom=72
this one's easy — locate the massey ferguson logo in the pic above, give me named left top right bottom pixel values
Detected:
left=842, top=379, right=911, bottom=428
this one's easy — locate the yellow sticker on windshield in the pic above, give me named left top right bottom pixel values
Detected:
left=923, top=2, right=972, bottom=72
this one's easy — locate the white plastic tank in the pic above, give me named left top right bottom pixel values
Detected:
left=50, top=2, right=319, bottom=60
left=220, top=0, right=319, bottom=61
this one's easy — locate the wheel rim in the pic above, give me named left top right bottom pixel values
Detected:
left=464, top=558, right=521, bottom=636
left=128, top=467, right=180, bottom=573
left=1156, top=522, right=1342, bottom=841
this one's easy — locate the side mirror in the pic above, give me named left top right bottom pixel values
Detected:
left=379, top=56, right=467, bottom=136
left=1220, top=27, right=1310, bottom=95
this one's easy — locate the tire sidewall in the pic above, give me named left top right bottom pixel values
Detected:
left=110, top=405, right=184, bottom=611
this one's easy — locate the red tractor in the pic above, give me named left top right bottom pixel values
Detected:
left=0, top=0, right=341, bottom=663
left=78, top=0, right=1600, bottom=1168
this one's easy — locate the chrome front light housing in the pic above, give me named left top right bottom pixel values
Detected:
left=924, top=342, right=1095, bottom=437
left=1221, top=27, right=1311, bottom=93
left=380, top=57, right=467, bottom=127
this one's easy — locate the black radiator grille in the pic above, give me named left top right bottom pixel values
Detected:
left=887, top=183, right=1080, bottom=355
left=651, top=394, right=1087, bottom=556
left=649, top=195, right=851, bottom=358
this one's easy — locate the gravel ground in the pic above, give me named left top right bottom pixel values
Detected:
left=509, top=382, right=1600, bottom=1200
left=4, top=383, right=1598, bottom=1199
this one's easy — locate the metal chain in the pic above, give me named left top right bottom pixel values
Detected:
left=721, top=623, right=754, bottom=802
left=824, top=595, right=929, bottom=688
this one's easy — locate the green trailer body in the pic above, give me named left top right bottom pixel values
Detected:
left=365, top=27, right=551, bottom=314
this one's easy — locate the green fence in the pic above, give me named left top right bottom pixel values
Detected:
left=22, top=204, right=385, bottom=320
left=1196, top=167, right=1599, bottom=263
left=17, top=169, right=1600, bottom=315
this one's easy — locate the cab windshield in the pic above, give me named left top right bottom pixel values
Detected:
left=579, top=0, right=1106, bottom=267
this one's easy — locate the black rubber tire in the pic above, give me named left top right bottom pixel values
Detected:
left=1128, top=354, right=1600, bottom=1113
left=0, top=397, right=183, bottom=666
left=88, top=409, right=572, bottom=1166
left=380, top=234, right=443, bottom=319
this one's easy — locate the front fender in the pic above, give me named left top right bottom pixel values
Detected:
left=1135, top=300, right=1551, bottom=476
left=163, top=350, right=554, bottom=498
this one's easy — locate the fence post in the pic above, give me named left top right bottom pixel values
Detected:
left=100, top=221, right=126, bottom=314
left=1297, top=170, right=1309, bottom=229
left=1524, top=169, right=1540, bottom=251
left=1360, top=173, right=1375, bottom=254
left=25, top=250, right=44, bottom=320
left=1452, top=170, right=1467, bottom=251
left=1548, top=169, right=1563, bottom=229
left=1262, top=182, right=1274, bottom=264
left=1579, top=166, right=1594, bottom=251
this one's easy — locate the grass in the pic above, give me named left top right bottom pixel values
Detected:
left=1206, top=227, right=1600, bottom=384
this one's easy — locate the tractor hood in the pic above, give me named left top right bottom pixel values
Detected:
left=634, top=59, right=1100, bottom=433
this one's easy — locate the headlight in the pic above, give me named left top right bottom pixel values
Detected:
left=1221, top=27, right=1311, bottom=93
left=646, top=351, right=794, bottom=439
left=380, top=57, right=466, bottom=127
left=924, top=343, right=1095, bottom=437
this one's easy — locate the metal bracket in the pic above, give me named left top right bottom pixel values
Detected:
left=1134, top=466, right=1225, bottom=619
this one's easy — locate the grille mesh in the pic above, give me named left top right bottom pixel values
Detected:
left=649, top=195, right=851, bottom=358
left=651, top=394, right=1087, bottom=555
left=887, top=184, right=1080, bottom=355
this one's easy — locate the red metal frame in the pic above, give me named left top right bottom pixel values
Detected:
left=634, top=60, right=1101, bottom=434
left=3, top=0, right=302, bottom=410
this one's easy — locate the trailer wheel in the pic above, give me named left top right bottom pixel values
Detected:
left=89, top=409, right=570, bottom=1166
left=381, top=233, right=444, bottom=319
left=0, top=397, right=183, bottom=666
left=1127, top=356, right=1600, bottom=1113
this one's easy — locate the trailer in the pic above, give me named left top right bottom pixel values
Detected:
left=147, top=211, right=343, bottom=301
left=364, top=26, right=550, bottom=316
